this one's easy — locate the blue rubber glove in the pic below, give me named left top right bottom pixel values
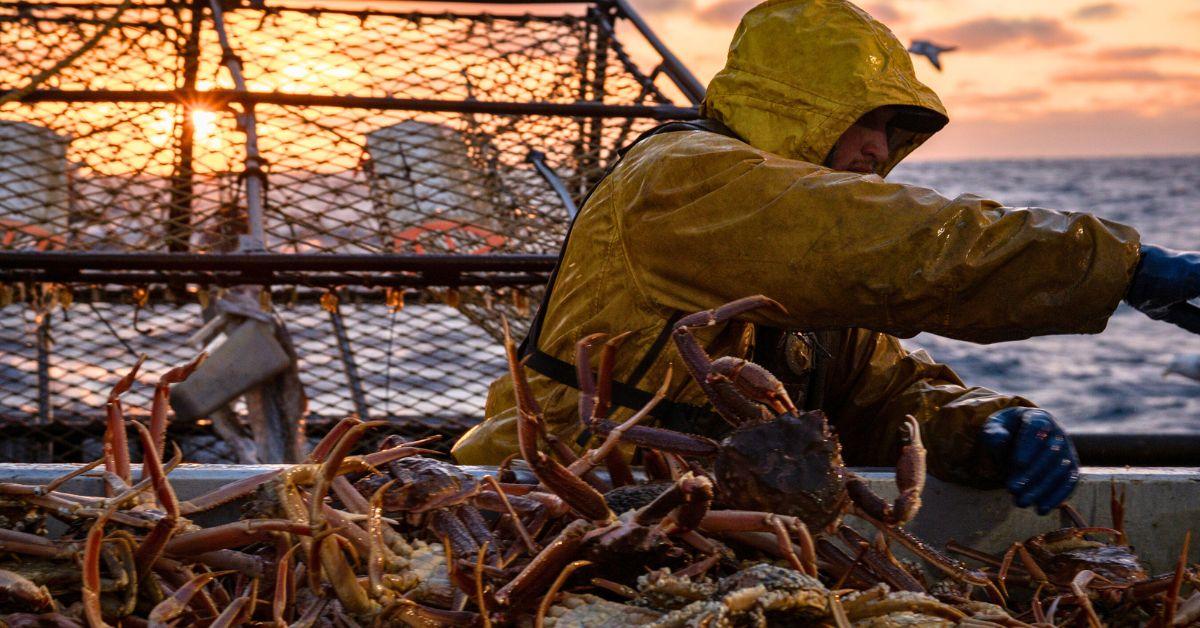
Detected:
left=1125, top=245, right=1200, bottom=334
left=979, top=407, right=1080, bottom=515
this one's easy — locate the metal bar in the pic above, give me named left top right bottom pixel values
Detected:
left=207, top=0, right=266, bottom=251
left=0, top=270, right=550, bottom=288
left=327, top=306, right=370, bottom=420
left=0, top=251, right=556, bottom=271
left=35, top=310, right=52, bottom=425
left=526, top=150, right=579, bottom=218
left=611, top=0, right=706, bottom=105
left=246, top=4, right=595, bottom=19
left=591, top=9, right=667, bottom=103
left=581, top=4, right=611, bottom=192
left=5, top=89, right=700, bottom=119
left=1, top=1, right=172, bottom=8
left=166, top=0, right=206, bottom=253
left=1072, top=433, right=1200, bottom=467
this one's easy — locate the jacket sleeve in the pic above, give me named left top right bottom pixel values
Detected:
left=614, top=132, right=1142, bottom=344
left=822, top=330, right=1027, bottom=487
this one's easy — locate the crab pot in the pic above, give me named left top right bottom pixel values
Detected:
left=1, top=462, right=1196, bottom=574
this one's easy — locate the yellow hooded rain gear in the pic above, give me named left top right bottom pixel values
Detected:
left=451, top=0, right=1141, bottom=486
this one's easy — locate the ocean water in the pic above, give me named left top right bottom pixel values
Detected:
left=889, top=155, right=1200, bottom=433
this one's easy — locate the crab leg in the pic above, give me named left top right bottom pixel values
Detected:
left=305, top=419, right=388, bottom=593
left=209, top=585, right=254, bottom=628
left=273, top=543, right=300, bottom=625
left=430, top=509, right=484, bottom=567
left=506, top=322, right=613, bottom=522
left=836, top=525, right=924, bottom=592
left=0, top=528, right=72, bottom=559
left=383, top=599, right=480, bottom=626
left=163, top=519, right=312, bottom=555
left=572, top=332, right=639, bottom=489
left=276, top=426, right=378, bottom=616
left=0, top=569, right=52, bottom=612
left=709, top=357, right=798, bottom=415
left=364, top=480, right=396, bottom=599
left=635, top=473, right=713, bottom=533
left=594, top=332, right=631, bottom=421
left=846, top=416, right=925, bottom=525
left=481, top=475, right=539, bottom=554
left=43, top=457, right=106, bottom=494
left=1110, top=480, right=1128, bottom=546
left=179, top=468, right=284, bottom=516
left=308, top=416, right=362, bottom=463
left=535, top=559, right=592, bottom=628
left=568, top=367, right=671, bottom=478
left=841, top=591, right=967, bottom=622
left=1070, top=570, right=1106, bottom=628
left=333, top=475, right=416, bottom=558
left=858, top=512, right=991, bottom=586
left=150, top=353, right=206, bottom=458
left=494, top=519, right=592, bottom=608
left=82, top=506, right=116, bottom=628
left=592, top=420, right=720, bottom=457
left=130, top=421, right=180, bottom=579
left=698, top=510, right=818, bottom=577
left=1163, top=531, right=1191, bottom=625
left=147, top=570, right=224, bottom=628
left=104, top=356, right=145, bottom=492
left=672, top=295, right=788, bottom=426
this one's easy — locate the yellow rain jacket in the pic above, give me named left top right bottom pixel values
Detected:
left=452, top=0, right=1141, bottom=486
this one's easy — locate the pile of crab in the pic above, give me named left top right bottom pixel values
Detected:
left=0, top=296, right=1196, bottom=627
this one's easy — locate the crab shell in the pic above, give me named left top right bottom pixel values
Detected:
left=1029, top=529, right=1148, bottom=584
left=713, top=411, right=850, bottom=530
left=355, top=456, right=479, bottom=513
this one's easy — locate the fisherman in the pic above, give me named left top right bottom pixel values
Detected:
left=453, top=0, right=1200, bottom=515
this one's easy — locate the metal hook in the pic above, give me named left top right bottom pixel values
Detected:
left=132, top=304, right=156, bottom=336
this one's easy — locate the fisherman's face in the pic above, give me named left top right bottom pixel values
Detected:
left=826, top=107, right=897, bottom=175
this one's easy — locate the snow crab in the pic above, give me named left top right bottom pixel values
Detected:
left=503, top=296, right=989, bottom=599
left=593, top=296, right=984, bottom=584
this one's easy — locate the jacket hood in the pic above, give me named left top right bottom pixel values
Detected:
left=700, top=0, right=948, bottom=175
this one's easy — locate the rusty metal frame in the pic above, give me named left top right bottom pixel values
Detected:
left=0, top=0, right=701, bottom=283
left=0, top=251, right=557, bottom=286
left=0, top=0, right=701, bottom=460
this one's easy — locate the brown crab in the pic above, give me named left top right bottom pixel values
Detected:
left=502, top=297, right=988, bottom=599
left=570, top=296, right=987, bottom=586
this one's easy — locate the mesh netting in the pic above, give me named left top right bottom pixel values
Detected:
left=0, top=0, right=697, bottom=462
left=0, top=288, right=513, bottom=462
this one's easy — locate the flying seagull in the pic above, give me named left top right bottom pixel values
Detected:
left=907, top=40, right=958, bottom=71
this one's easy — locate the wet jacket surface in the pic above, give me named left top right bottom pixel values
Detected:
left=451, top=0, right=1141, bottom=486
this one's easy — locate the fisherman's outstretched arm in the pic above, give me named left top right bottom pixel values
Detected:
left=821, top=330, right=1028, bottom=487
left=614, top=132, right=1141, bottom=343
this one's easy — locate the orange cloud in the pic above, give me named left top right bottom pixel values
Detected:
left=695, top=0, right=759, bottom=25
left=921, top=17, right=1084, bottom=51
left=1073, top=3, right=1122, bottom=20
left=1093, top=46, right=1200, bottom=61
left=634, top=0, right=693, bottom=16
left=1055, top=68, right=1200, bottom=83
left=863, top=2, right=906, bottom=25
left=952, top=89, right=1047, bottom=106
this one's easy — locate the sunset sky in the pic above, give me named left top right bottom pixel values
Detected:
left=626, top=0, right=1200, bottom=160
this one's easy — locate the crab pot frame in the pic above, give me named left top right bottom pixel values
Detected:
left=0, top=0, right=701, bottom=463
left=3, top=0, right=1200, bottom=469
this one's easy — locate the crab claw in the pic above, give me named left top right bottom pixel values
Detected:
left=847, top=416, right=925, bottom=526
